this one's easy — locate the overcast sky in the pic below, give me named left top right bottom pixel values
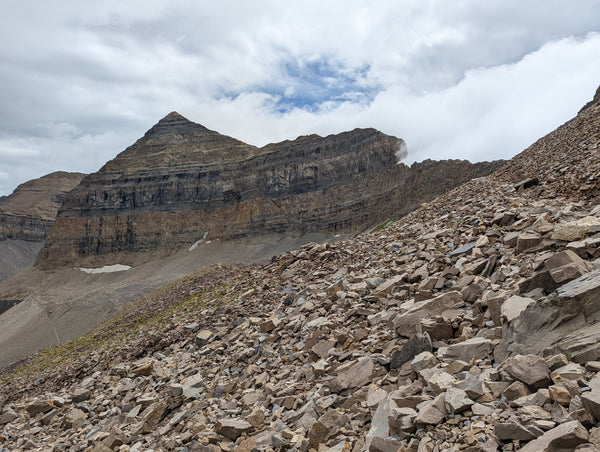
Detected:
left=1, top=1, right=600, bottom=195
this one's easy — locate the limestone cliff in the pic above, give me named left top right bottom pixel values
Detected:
left=36, top=113, right=502, bottom=268
left=0, top=171, right=85, bottom=242
left=0, top=171, right=85, bottom=282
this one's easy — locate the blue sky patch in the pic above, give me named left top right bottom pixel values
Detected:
left=262, top=57, right=380, bottom=113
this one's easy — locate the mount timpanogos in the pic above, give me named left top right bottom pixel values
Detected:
left=1, top=85, right=600, bottom=452
left=35, top=112, right=501, bottom=269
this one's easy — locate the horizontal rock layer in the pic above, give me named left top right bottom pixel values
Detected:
left=0, top=171, right=85, bottom=241
left=37, top=114, right=501, bottom=268
left=0, top=214, right=53, bottom=242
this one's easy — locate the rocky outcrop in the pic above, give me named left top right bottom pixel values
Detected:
left=0, top=171, right=85, bottom=242
left=36, top=113, right=501, bottom=268
left=0, top=172, right=85, bottom=282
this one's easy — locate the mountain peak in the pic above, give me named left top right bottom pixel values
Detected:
left=160, top=111, right=189, bottom=122
left=145, top=112, right=210, bottom=137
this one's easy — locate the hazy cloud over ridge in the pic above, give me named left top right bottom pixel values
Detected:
left=1, top=0, right=599, bottom=195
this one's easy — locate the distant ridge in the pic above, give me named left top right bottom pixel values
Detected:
left=0, top=171, right=85, bottom=282
left=0, top=171, right=85, bottom=239
left=36, top=116, right=501, bottom=268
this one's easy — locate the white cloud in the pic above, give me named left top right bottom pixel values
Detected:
left=1, top=1, right=600, bottom=194
left=184, top=34, right=600, bottom=161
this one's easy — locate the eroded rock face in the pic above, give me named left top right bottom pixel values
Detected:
left=0, top=172, right=85, bottom=282
left=0, top=171, right=85, bottom=242
left=36, top=112, right=501, bottom=268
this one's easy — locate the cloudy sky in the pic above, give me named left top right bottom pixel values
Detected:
left=1, top=1, right=600, bottom=195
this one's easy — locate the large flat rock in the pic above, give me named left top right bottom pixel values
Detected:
left=556, top=268, right=600, bottom=317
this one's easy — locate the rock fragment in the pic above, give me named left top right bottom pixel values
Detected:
left=503, top=354, right=551, bottom=389
left=329, top=357, right=374, bottom=393
left=519, top=420, right=588, bottom=452
left=216, top=418, right=253, bottom=440
left=195, top=329, right=215, bottom=347
left=390, top=333, right=432, bottom=370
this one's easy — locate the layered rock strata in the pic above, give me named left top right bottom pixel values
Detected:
left=36, top=113, right=500, bottom=268
left=0, top=172, right=85, bottom=282
left=0, top=171, right=85, bottom=241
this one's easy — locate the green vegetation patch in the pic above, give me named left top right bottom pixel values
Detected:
left=370, top=216, right=397, bottom=234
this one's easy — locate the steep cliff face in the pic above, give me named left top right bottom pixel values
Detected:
left=36, top=113, right=501, bottom=268
left=0, top=171, right=85, bottom=242
left=0, top=171, right=85, bottom=282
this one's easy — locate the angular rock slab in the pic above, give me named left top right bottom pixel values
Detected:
left=364, top=394, right=398, bottom=451
left=442, top=337, right=493, bottom=362
left=393, top=291, right=464, bottom=337
left=216, top=419, right=253, bottom=440
left=329, top=357, right=373, bottom=393
left=556, top=268, right=600, bottom=318
left=414, top=393, right=446, bottom=426
left=500, top=271, right=600, bottom=362
left=503, top=354, right=550, bottom=390
left=24, top=400, right=54, bottom=416
left=581, top=390, right=600, bottom=421
left=554, top=323, right=600, bottom=364
left=443, top=387, right=474, bottom=414
left=546, top=249, right=591, bottom=284
left=519, top=420, right=588, bottom=452
left=195, top=329, right=214, bottom=347
left=517, top=231, right=542, bottom=253
left=552, top=216, right=600, bottom=241
left=309, top=410, right=349, bottom=447
left=390, top=333, right=432, bottom=370
left=494, top=422, right=544, bottom=441
left=501, top=295, right=535, bottom=323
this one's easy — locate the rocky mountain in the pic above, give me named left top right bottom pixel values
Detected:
left=1, top=87, right=599, bottom=452
left=0, top=171, right=85, bottom=242
left=0, top=171, right=85, bottom=282
left=35, top=113, right=501, bottom=269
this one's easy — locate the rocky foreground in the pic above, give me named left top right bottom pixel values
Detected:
left=1, top=90, right=600, bottom=451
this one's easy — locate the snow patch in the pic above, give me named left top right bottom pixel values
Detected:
left=79, top=264, right=132, bottom=274
left=189, top=232, right=209, bottom=251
